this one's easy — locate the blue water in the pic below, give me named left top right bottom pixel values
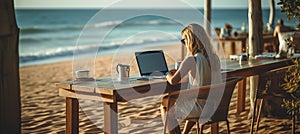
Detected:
left=16, top=9, right=298, bottom=66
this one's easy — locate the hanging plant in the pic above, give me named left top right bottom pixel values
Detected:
left=278, top=0, right=300, bottom=27
left=277, top=1, right=300, bottom=133
left=281, top=58, right=300, bottom=134
left=282, top=58, right=300, bottom=114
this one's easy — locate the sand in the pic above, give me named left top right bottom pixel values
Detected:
left=20, top=43, right=299, bottom=133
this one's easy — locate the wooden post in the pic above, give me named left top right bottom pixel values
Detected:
left=0, top=0, right=21, bottom=133
left=248, top=0, right=263, bottom=121
left=204, top=0, right=211, bottom=36
left=248, top=0, right=263, bottom=57
left=268, top=0, right=275, bottom=29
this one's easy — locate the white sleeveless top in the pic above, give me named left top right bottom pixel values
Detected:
left=175, top=53, right=212, bottom=119
left=189, top=53, right=211, bottom=88
left=278, top=31, right=295, bottom=52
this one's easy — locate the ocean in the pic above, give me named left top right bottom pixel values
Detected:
left=16, top=9, right=298, bottom=66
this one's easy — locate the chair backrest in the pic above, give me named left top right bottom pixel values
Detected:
left=257, top=66, right=292, bottom=117
left=257, top=66, right=291, bottom=99
left=208, top=77, right=241, bottom=122
left=293, top=32, right=300, bottom=53
left=168, top=77, right=242, bottom=122
left=278, top=31, right=296, bottom=53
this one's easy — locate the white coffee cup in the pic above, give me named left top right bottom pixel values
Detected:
left=239, top=55, right=248, bottom=65
left=75, top=70, right=90, bottom=78
left=116, top=64, right=130, bottom=81
left=175, top=61, right=182, bottom=70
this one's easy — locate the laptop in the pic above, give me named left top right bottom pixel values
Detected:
left=135, top=50, right=169, bottom=79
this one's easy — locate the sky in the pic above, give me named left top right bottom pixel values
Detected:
left=14, top=0, right=282, bottom=9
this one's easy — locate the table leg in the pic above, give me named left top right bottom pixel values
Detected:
left=249, top=76, right=258, bottom=118
left=222, top=42, right=225, bottom=51
left=241, top=40, right=246, bottom=53
left=231, top=42, right=236, bottom=54
left=237, top=78, right=246, bottom=113
left=210, top=123, right=218, bottom=134
left=104, top=102, right=118, bottom=134
left=66, top=97, right=79, bottom=134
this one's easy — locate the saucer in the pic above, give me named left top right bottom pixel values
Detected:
left=74, top=77, right=94, bottom=82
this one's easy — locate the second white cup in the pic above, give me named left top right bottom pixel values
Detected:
left=75, top=70, right=90, bottom=79
left=175, top=61, right=182, bottom=70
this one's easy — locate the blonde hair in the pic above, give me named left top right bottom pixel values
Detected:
left=181, top=24, right=220, bottom=71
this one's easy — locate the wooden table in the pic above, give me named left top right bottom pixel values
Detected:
left=215, top=35, right=276, bottom=54
left=56, top=54, right=299, bottom=134
left=57, top=77, right=187, bottom=134
left=222, top=54, right=299, bottom=113
left=214, top=36, right=248, bottom=55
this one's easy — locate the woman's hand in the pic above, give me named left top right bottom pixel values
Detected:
left=166, top=69, right=177, bottom=76
left=166, top=69, right=177, bottom=85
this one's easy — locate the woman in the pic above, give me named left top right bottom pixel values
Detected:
left=161, top=23, right=221, bottom=134
left=220, top=23, right=233, bottom=37
left=273, top=19, right=294, bottom=57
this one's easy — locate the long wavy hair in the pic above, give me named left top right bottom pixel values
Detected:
left=181, top=23, right=220, bottom=72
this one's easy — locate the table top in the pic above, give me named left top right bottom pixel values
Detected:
left=56, top=53, right=300, bottom=102
left=223, top=54, right=299, bottom=77
left=214, top=33, right=275, bottom=41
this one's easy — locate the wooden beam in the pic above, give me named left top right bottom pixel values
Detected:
left=268, top=0, right=275, bottom=29
left=248, top=0, right=263, bottom=57
left=0, top=0, right=20, bottom=133
left=204, top=0, right=211, bottom=35
left=248, top=0, right=263, bottom=123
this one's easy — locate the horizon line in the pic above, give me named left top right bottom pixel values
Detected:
left=14, top=7, right=281, bottom=10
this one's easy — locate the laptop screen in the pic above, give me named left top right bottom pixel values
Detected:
left=135, top=50, right=169, bottom=76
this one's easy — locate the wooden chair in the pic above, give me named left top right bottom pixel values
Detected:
left=292, top=33, right=300, bottom=53
left=163, top=77, right=242, bottom=134
left=250, top=66, right=293, bottom=134
left=262, top=35, right=276, bottom=52
left=277, top=31, right=298, bottom=56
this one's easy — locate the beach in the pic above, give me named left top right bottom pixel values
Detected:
left=20, top=43, right=299, bottom=134
left=16, top=8, right=300, bottom=134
